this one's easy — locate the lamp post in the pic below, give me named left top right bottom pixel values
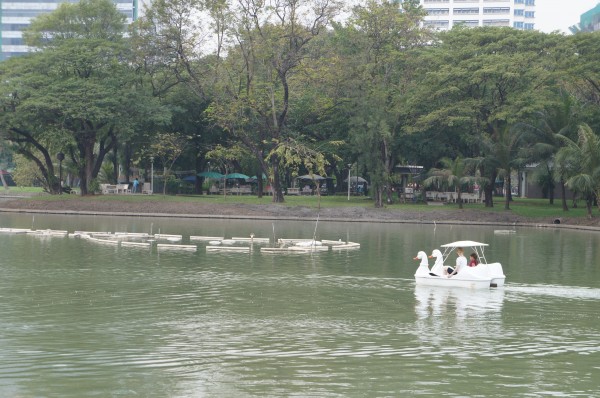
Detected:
left=150, top=156, right=154, bottom=194
left=347, top=163, right=352, bottom=201
left=57, top=152, right=64, bottom=194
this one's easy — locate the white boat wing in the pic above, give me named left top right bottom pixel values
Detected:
left=441, top=240, right=488, bottom=248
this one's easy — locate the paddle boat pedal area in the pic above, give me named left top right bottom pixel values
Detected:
left=414, top=240, right=505, bottom=289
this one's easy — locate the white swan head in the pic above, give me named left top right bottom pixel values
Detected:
left=429, top=249, right=444, bottom=264
left=413, top=251, right=429, bottom=267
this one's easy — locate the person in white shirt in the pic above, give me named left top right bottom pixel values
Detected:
left=445, top=247, right=467, bottom=277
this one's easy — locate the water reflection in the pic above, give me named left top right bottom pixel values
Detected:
left=414, top=285, right=505, bottom=319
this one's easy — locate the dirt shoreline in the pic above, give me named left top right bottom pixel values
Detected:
left=1, top=196, right=600, bottom=231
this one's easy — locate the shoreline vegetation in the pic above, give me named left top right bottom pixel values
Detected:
left=1, top=193, right=599, bottom=230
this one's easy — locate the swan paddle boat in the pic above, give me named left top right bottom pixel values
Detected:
left=413, top=240, right=505, bottom=289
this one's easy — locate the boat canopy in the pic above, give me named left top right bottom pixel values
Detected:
left=441, top=240, right=488, bottom=248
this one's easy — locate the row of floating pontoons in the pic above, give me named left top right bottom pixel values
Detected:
left=0, top=227, right=360, bottom=253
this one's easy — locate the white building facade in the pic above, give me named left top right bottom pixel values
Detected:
left=420, top=0, right=536, bottom=31
left=0, top=0, right=148, bottom=60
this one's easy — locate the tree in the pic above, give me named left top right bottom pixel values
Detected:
left=522, top=92, right=579, bottom=211
left=413, top=27, right=566, bottom=207
left=150, top=132, right=189, bottom=195
left=556, top=123, right=600, bottom=219
left=330, top=0, right=428, bottom=207
left=0, top=0, right=169, bottom=195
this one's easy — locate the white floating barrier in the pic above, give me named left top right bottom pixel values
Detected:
left=157, top=243, right=197, bottom=251
left=231, top=237, right=270, bottom=243
left=154, top=234, right=183, bottom=241
left=331, top=242, right=360, bottom=249
left=121, top=241, right=151, bottom=248
left=321, top=239, right=346, bottom=246
left=206, top=246, right=250, bottom=252
left=0, top=228, right=31, bottom=234
left=114, top=232, right=151, bottom=239
left=261, top=246, right=329, bottom=253
left=27, top=229, right=69, bottom=237
left=278, top=238, right=314, bottom=244
left=87, top=236, right=119, bottom=245
left=494, top=230, right=516, bottom=234
left=190, top=236, right=225, bottom=241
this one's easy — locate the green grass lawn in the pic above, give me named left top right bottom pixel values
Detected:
left=18, top=190, right=595, bottom=220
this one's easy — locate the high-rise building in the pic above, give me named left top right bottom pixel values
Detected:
left=1, top=0, right=148, bottom=60
left=579, top=2, right=600, bottom=32
left=419, top=0, right=536, bottom=31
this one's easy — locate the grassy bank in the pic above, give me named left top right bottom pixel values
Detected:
left=13, top=191, right=595, bottom=220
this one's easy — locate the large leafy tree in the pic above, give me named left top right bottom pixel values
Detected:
left=413, top=27, right=565, bottom=207
left=0, top=0, right=168, bottom=194
left=556, top=124, right=600, bottom=219
left=331, top=0, right=427, bottom=207
left=208, top=0, right=343, bottom=202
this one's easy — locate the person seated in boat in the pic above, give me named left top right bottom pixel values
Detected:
left=469, top=252, right=479, bottom=267
left=445, top=247, right=467, bottom=277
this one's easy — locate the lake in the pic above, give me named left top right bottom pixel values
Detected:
left=0, top=213, right=598, bottom=397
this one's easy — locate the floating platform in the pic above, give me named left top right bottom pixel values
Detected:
left=494, top=230, right=516, bottom=234
left=330, top=242, right=360, bottom=249
left=121, top=241, right=151, bottom=248
left=87, top=236, right=119, bottom=245
left=0, top=228, right=31, bottom=234
left=154, top=234, right=183, bottom=242
left=157, top=243, right=197, bottom=251
left=261, top=246, right=329, bottom=254
left=206, top=246, right=251, bottom=253
left=27, top=229, right=69, bottom=237
left=190, top=236, right=225, bottom=241
left=231, top=237, right=270, bottom=243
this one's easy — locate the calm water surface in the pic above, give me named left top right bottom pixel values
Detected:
left=0, top=213, right=598, bottom=397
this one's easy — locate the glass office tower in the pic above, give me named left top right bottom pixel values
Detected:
left=0, top=0, right=145, bottom=60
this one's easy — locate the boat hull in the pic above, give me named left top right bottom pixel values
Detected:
left=415, top=275, right=492, bottom=289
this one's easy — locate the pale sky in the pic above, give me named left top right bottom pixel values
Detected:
left=536, top=0, right=600, bottom=33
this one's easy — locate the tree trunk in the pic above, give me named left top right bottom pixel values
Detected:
left=484, top=170, right=496, bottom=208
left=560, top=178, right=568, bottom=212
left=271, top=160, right=284, bottom=203
left=257, top=166, right=263, bottom=198
left=457, top=189, right=463, bottom=209
left=504, top=174, right=511, bottom=210
left=586, top=197, right=593, bottom=219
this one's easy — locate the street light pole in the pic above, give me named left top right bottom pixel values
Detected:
left=57, top=152, right=64, bottom=194
left=347, top=163, right=352, bottom=201
left=150, top=156, right=154, bottom=194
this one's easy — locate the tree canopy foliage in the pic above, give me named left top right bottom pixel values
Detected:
left=1, top=0, right=600, bottom=215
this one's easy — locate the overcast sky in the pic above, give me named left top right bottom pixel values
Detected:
left=536, top=0, right=599, bottom=33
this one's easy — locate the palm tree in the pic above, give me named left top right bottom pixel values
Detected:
left=556, top=124, right=600, bottom=219
left=482, top=124, right=526, bottom=210
left=522, top=93, right=578, bottom=211
left=424, top=156, right=476, bottom=210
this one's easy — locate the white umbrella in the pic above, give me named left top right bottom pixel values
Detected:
left=344, top=176, right=368, bottom=184
left=297, top=174, right=327, bottom=181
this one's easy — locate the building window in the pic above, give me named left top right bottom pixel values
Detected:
left=427, top=8, right=450, bottom=15
left=453, top=7, right=479, bottom=14
left=482, top=19, right=510, bottom=26
left=454, top=20, right=479, bottom=27
left=514, top=0, right=524, bottom=3
left=424, top=20, right=450, bottom=29
left=525, top=0, right=535, bottom=5
left=514, top=9, right=524, bottom=16
left=524, top=23, right=535, bottom=30
left=483, top=7, right=510, bottom=14
left=524, top=11, right=535, bottom=18
left=513, top=21, right=524, bottom=29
